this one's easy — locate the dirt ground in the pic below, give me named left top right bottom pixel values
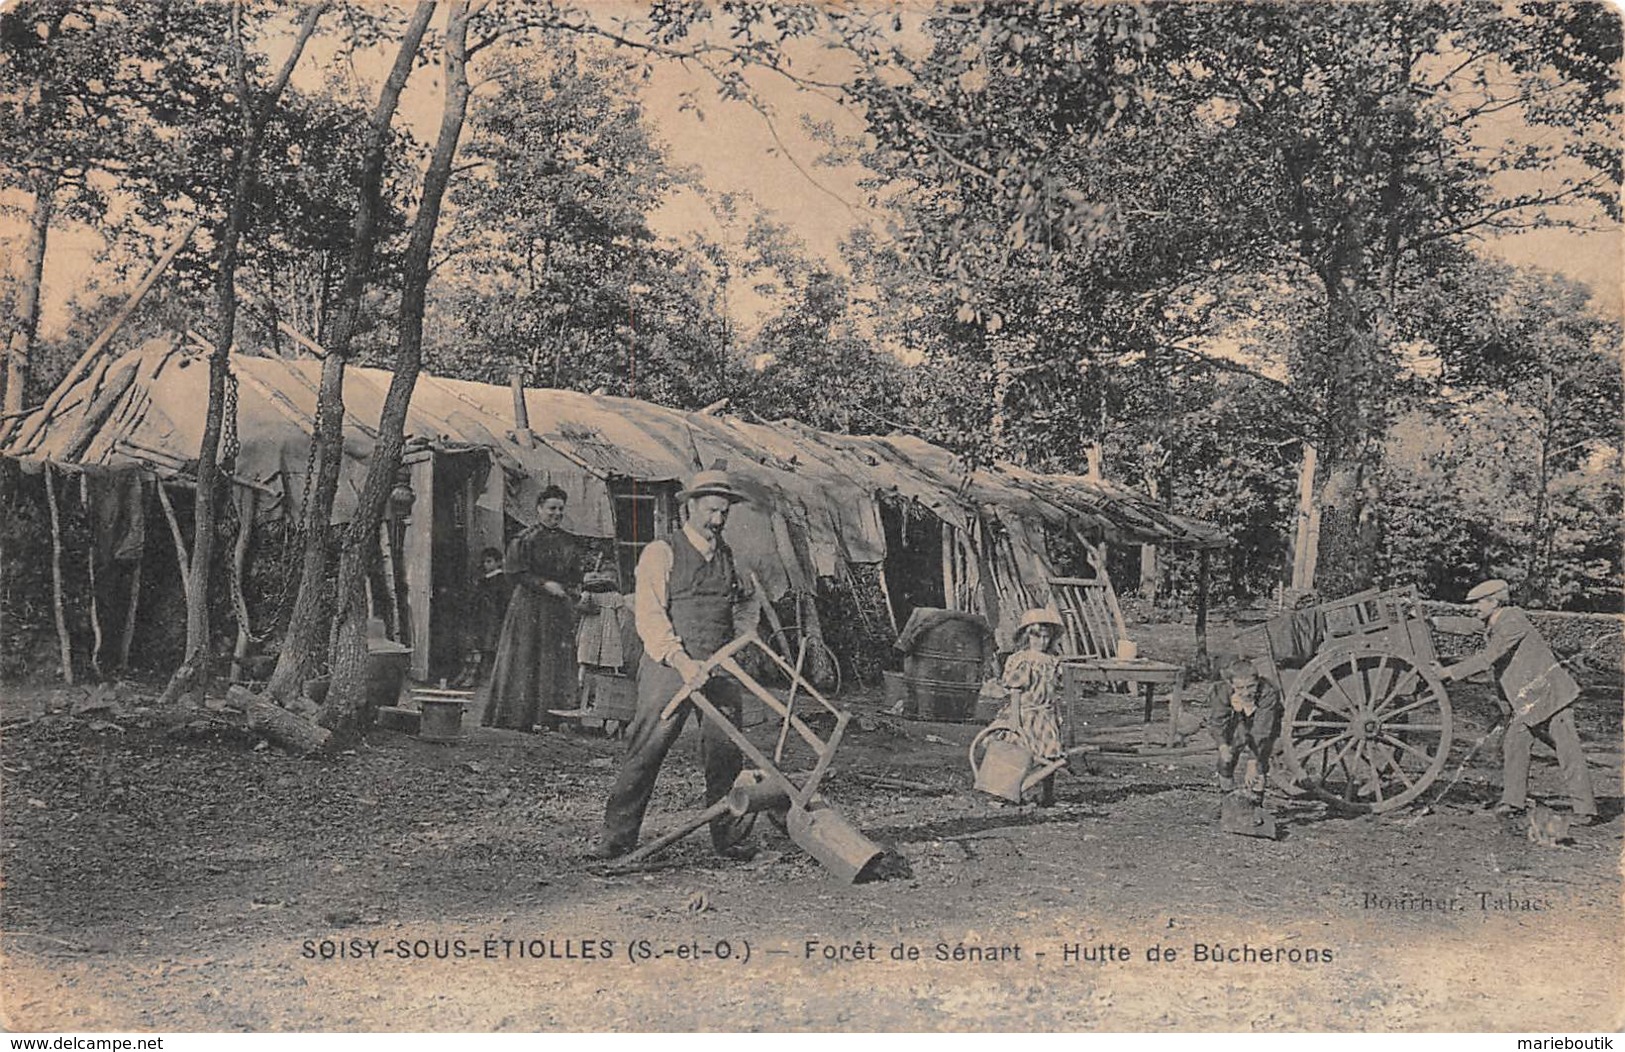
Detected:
left=3, top=620, right=1621, bottom=1033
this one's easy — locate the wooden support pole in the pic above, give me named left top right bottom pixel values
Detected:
left=79, top=473, right=102, bottom=677
left=44, top=465, right=73, bottom=684
left=61, top=360, right=139, bottom=462
left=156, top=482, right=191, bottom=601
left=118, top=558, right=143, bottom=669
left=6, top=220, right=199, bottom=448
left=509, top=370, right=534, bottom=449
left=749, top=571, right=793, bottom=662
left=798, top=590, right=836, bottom=687
left=229, top=491, right=256, bottom=683
left=378, top=519, right=401, bottom=641
left=1139, top=474, right=1161, bottom=602
left=1195, top=547, right=1211, bottom=662
left=774, top=635, right=808, bottom=766
left=874, top=562, right=901, bottom=637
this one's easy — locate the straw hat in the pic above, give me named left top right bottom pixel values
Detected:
left=1466, top=579, right=1510, bottom=602
left=678, top=468, right=747, bottom=503
left=1017, top=608, right=1065, bottom=633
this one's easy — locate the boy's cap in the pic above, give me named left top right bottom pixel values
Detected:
left=1466, top=579, right=1510, bottom=602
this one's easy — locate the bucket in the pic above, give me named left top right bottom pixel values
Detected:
left=970, top=728, right=1035, bottom=803
left=786, top=803, right=886, bottom=884
left=365, top=639, right=413, bottom=717
left=418, top=698, right=468, bottom=743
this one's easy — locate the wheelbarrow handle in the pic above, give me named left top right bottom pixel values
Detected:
left=659, top=633, right=762, bottom=721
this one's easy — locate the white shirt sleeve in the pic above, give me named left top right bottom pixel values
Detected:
left=732, top=569, right=763, bottom=641
left=634, top=540, right=684, bottom=666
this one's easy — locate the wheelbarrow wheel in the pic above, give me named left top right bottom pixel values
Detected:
left=1281, top=646, right=1451, bottom=813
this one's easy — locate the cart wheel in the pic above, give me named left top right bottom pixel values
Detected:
left=1282, top=646, right=1451, bottom=813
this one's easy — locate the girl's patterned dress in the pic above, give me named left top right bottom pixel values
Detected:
left=994, top=648, right=1064, bottom=762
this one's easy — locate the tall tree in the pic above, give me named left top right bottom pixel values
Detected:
left=264, top=0, right=437, bottom=706
left=0, top=0, right=233, bottom=420
left=1424, top=262, right=1622, bottom=605
left=160, top=1, right=327, bottom=707
left=319, top=0, right=479, bottom=744
left=831, top=1, right=1620, bottom=596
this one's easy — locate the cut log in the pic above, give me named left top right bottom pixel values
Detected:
left=239, top=687, right=331, bottom=755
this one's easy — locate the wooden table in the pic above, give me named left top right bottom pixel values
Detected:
left=1061, top=658, right=1187, bottom=748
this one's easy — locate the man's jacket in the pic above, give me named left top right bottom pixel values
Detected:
left=1449, top=606, right=1578, bottom=726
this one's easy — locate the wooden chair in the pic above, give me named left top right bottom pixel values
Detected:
left=1048, top=576, right=1127, bottom=659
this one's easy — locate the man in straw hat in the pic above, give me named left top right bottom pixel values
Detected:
left=591, top=467, right=762, bottom=861
left=1435, top=579, right=1598, bottom=823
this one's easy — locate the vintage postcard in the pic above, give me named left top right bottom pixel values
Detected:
left=0, top=0, right=1620, bottom=1035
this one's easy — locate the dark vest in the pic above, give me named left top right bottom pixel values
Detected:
left=668, top=530, right=739, bottom=659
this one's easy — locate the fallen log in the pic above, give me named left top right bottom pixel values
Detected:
left=237, top=686, right=330, bottom=755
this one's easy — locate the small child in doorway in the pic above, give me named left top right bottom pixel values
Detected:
left=989, top=607, right=1067, bottom=806
left=455, top=547, right=510, bottom=687
left=1207, top=655, right=1283, bottom=805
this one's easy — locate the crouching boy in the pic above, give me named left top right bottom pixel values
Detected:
left=1208, top=656, right=1283, bottom=805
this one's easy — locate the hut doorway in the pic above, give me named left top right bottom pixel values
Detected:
left=879, top=498, right=944, bottom=630
left=424, top=450, right=490, bottom=683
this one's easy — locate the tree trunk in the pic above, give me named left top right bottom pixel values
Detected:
left=1524, top=372, right=1556, bottom=607
left=320, top=0, right=476, bottom=746
left=161, top=2, right=327, bottom=709
left=1138, top=472, right=1159, bottom=601
left=265, top=0, right=437, bottom=706
left=1288, top=443, right=1319, bottom=592
left=3, top=170, right=57, bottom=419
left=1305, top=263, right=1385, bottom=600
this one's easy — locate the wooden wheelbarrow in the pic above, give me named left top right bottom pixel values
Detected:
left=605, top=632, right=892, bottom=883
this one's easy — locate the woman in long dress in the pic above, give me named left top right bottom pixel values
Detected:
left=481, top=486, right=583, bottom=730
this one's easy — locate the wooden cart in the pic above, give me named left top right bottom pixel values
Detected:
left=1246, top=587, right=1453, bottom=813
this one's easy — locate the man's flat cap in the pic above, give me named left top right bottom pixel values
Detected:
left=1466, top=579, right=1510, bottom=602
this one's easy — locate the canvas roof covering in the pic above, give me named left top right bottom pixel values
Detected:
left=4, top=336, right=1226, bottom=607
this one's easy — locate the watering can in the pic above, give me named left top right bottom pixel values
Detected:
left=970, top=728, right=1037, bottom=802
left=969, top=727, right=1092, bottom=803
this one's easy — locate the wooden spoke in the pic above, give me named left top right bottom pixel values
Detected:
left=1362, top=742, right=1386, bottom=804
left=1315, top=736, right=1362, bottom=787
left=1378, top=695, right=1439, bottom=721
left=1299, top=733, right=1356, bottom=758
left=1302, top=676, right=1355, bottom=717
left=1325, top=671, right=1363, bottom=715
left=1286, top=642, right=1453, bottom=814
left=1379, top=733, right=1434, bottom=764
left=1376, top=743, right=1417, bottom=790
left=1369, top=654, right=1398, bottom=708
left=1349, top=657, right=1372, bottom=709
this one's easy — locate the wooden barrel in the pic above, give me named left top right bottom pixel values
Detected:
left=899, top=611, right=989, bottom=721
